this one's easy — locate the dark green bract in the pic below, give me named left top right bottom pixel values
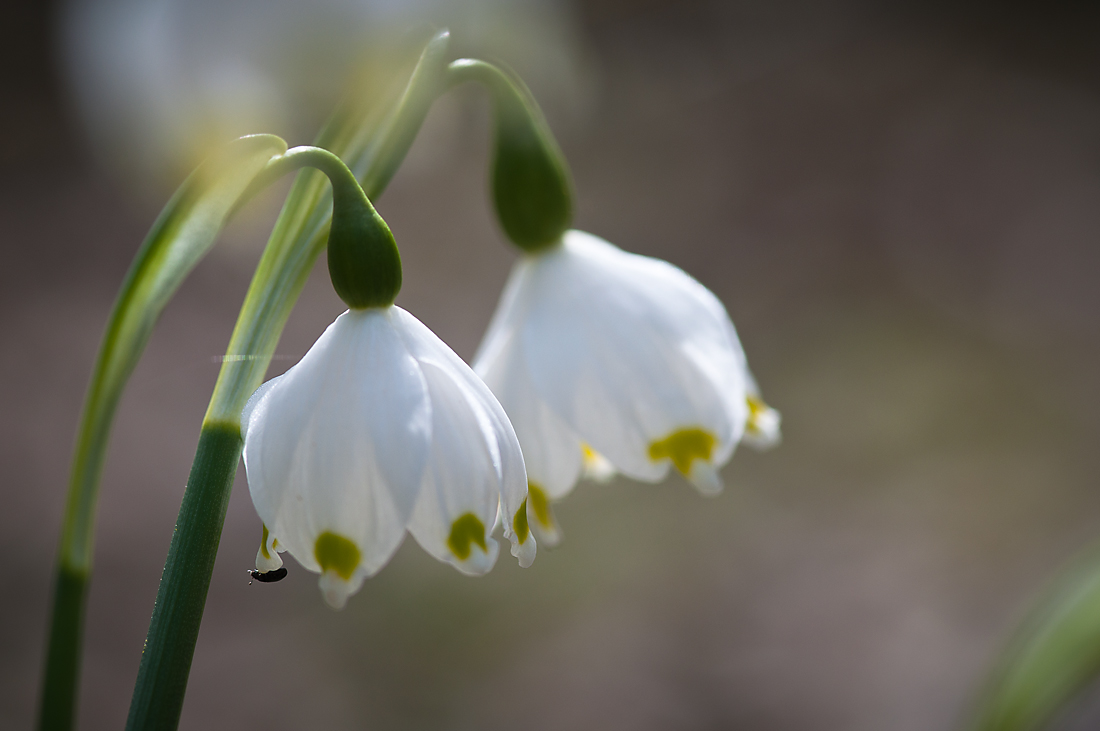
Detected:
left=449, top=60, right=573, bottom=253
left=492, top=104, right=573, bottom=251
left=327, top=177, right=402, bottom=309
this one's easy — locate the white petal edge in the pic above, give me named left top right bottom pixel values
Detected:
left=392, top=307, right=534, bottom=571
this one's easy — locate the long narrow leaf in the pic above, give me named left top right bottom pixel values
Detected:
left=968, top=545, right=1100, bottom=731
left=39, top=134, right=286, bottom=731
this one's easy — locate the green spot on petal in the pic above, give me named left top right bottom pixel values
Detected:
left=648, top=428, right=717, bottom=475
left=513, top=498, right=530, bottom=544
left=314, top=531, right=361, bottom=580
left=746, top=396, right=769, bottom=435
left=447, top=513, right=488, bottom=560
left=260, top=523, right=272, bottom=560
left=528, top=482, right=553, bottom=529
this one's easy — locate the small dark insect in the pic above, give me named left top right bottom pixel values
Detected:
left=247, top=567, right=288, bottom=585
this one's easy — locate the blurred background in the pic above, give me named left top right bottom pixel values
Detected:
left=3, top=0, right=1100, bottom=729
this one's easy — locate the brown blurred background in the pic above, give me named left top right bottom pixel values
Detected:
left=4, top=1, right=1100, bottom=729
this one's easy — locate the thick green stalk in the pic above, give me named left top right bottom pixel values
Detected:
left=125, top=31, right=451, bottom=731
left=124, top=423, right=242, bottom=731
left=39, top=568, right=86, bottom=731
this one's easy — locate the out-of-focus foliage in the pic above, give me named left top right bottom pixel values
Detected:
left=969, top=547, right=1100, bottom=731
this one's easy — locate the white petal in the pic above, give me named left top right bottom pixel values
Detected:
left=510, top=520, right=537, bottom=568
left=581, top=444, right=616, bottom=483
left=404, top=361, right=503, bottom=576
left=476, top=320, right=576, bottom=551
left=318, top=570, right=365, bottom=611
left=517, top=231, right=748, bottom=481
left=472, top=254, right=536, bottom=373
left=723, top=320, right=782, bottom=451
left=392, top=308, right=532, bottom=572
left=687, top=460, right=724, bottom=497
left=525, top=488, right=563, bottom=549
left=242, top=309, right=432, bottom=584
left=476, top=327, right=583, bottom=500
left=254, top=547, right=283, bottom=573
left=743, top=396, right=782, bottom=450
left=254, top=523, right=283, bottom=572
left=240, top=377, right=276, bottom=429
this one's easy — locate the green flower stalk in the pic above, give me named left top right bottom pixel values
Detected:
left=38, top=31, right=451, bottom=731
left=125, top=146, right=395, bottom=731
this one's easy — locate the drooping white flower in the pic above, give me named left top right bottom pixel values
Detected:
left=242, top=306, right=533, bottom=609
left=473, top=229, right=780, bottom=544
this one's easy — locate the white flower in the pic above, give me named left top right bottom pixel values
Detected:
left=473, top=230, right=779, bottom=544
left=242, top=306, right=533, bottom=609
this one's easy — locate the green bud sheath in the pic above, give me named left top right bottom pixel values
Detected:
left=326, top=167, right=402, bottom=309
left=492, top=98, right=573, bottom=251
left=450, top=60, right=574, bottom=253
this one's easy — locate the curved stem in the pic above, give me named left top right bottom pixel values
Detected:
left=125, top=31, right=451, bottom=731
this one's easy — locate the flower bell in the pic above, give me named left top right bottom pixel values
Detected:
left=242, top=165, right=531, bottom=609
left=457, top=61, right=779, bottom=544
left=473, top=230, right=780, bottom=545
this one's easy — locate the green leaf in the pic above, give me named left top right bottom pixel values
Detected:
left=968, top=544, right=1100, bottom=731
left=39, top=133, right=285, bottom=731
left=62, top=133, right=287, bottom=573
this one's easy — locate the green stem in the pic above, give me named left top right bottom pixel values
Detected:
left=39, top=567, right=87, bottom=731
left=124, top=31, right=451, bottom=731
left=124, top=423, right=242, bottom=731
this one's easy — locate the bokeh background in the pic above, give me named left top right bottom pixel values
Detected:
left=4, top=1, right=1100, bottom=729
